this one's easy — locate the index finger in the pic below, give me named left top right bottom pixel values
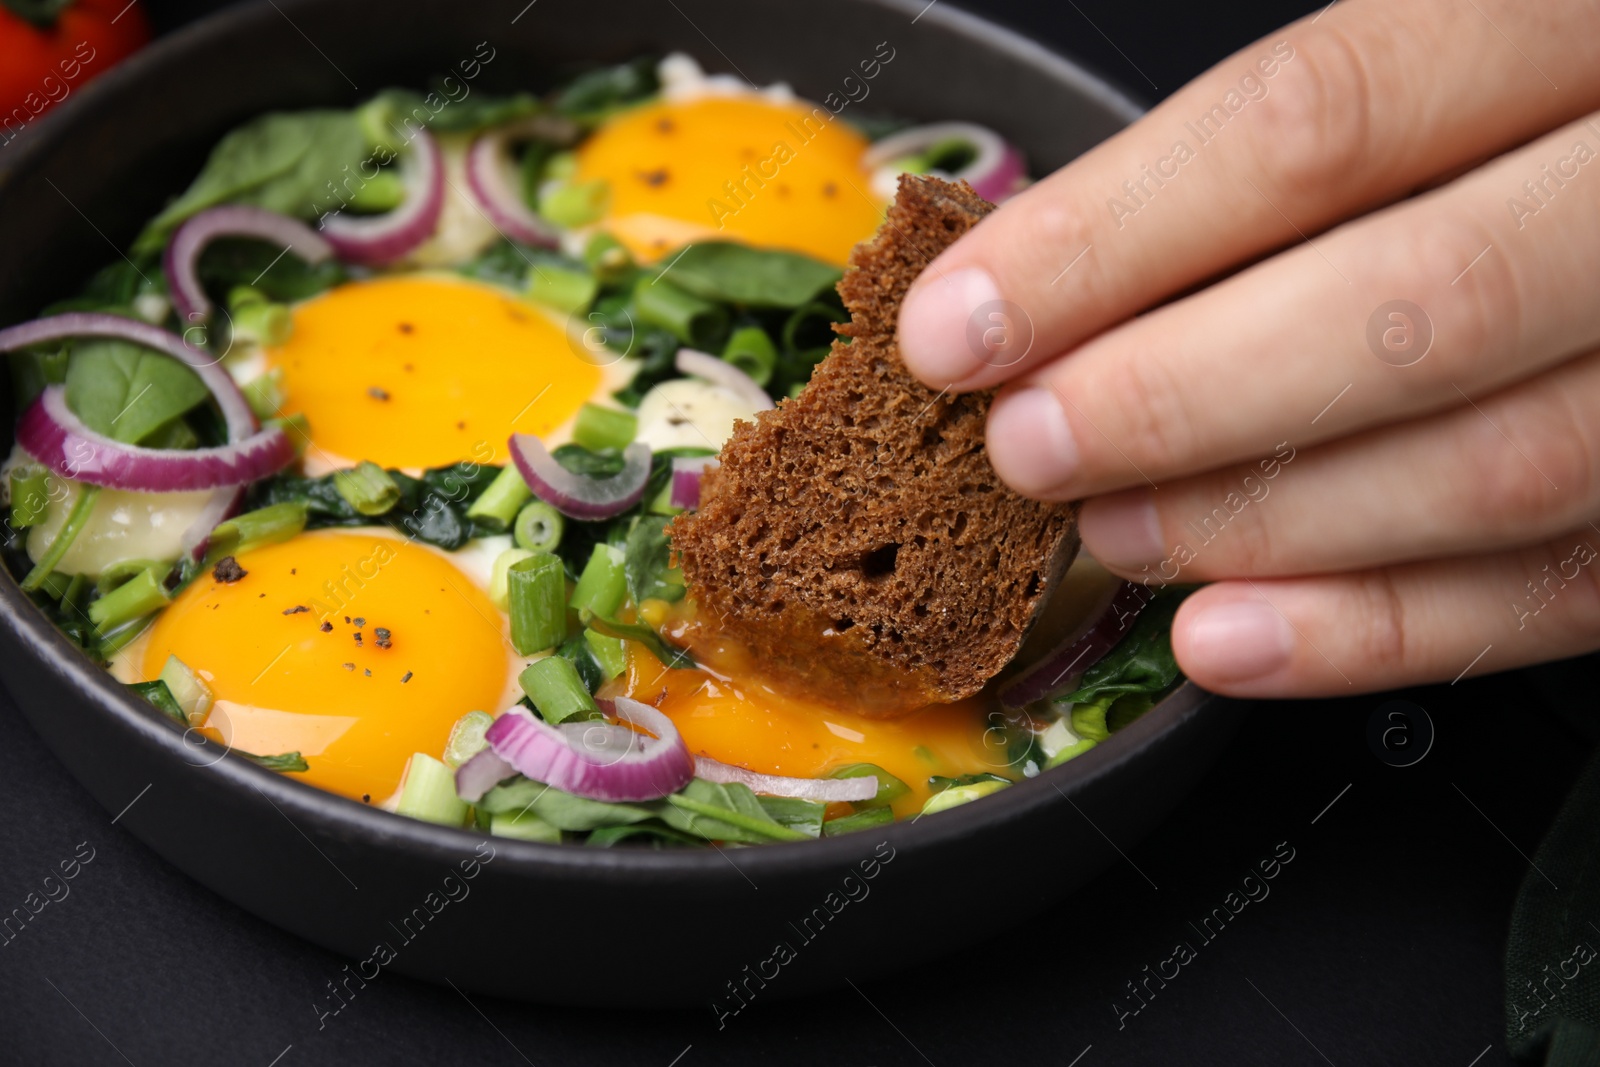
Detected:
left=895, top=0, right=1599, bottom=391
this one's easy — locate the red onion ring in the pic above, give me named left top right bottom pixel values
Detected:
left=693, top=755, right=877, bottom=803
left=17, top=386, right=294, bottom=492
left=319, top=128, right=445, bottom=265
left=465, top=122, right=561, bottom=249
left=998, top=580, right=1150, bottom=709
left=164, top=206, right=334, bottom=325
left=454, top=748, right=516, bottom=803
left=508, top=434, right=651, bottom=520
left=674, top=348, right=774, bottom=412
left=177, top=487, right=246, bottom=567
left=863, top=122, right=1027, bottom=203
left=456, top=696, right=694, bottom=803
left=0, top=313, right=257, bottom=441
left=669, top=456, right=717, bottom=510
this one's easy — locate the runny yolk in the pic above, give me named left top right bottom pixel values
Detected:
left=264, top=274, right=600, bottom=471
left=574, top=95, right=885, bottom=266
left=139, top=530, right=515, bottom=804
left=602, top=645, right=1004, bottom=818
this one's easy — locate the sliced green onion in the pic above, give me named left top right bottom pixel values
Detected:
left=159, top=653, right=215, bottom=727
left=721, top=326, right=778, bottom=387
left=489, top=547, right=534, bottom=610
left=490, top=809, right=562, bottom=843
left=96, top=558, right=166, bottom=598
left=396, top=752, right=469, bottom=827
left=243, top=751, right=310, bottom=773
left=513, top=500, right=564, bottom=553
left=583, top=612, right=696, bottom=670
left=228, top=289, right=293, bottom=349
left=569, top=543, right=626, bottom=618
left=444, top=710, right=495, bottom=769
left=583, top=232, right=632, bottom=283
left=920, top=778, right=1008, bottom=816
left=96, top=615, right=156, bottom=658
left=140, top=418, right=199, bottom=450
left=539, top=178, right=609, bottom=227
left=240, top=368, right=286, bottom=420
left=545, top=151, right=579, bottom=181
left=822, top=807, right=894, bottom=836
left=265, top=412, right=312, bottom=457
left=571, top=403, right=638, bottom=452
left=333, top=461, right=400, bottom=516
left=8, top=465, right=50, bottom=527
left=1070, top=700, right=1112, bottom=743
left=583, top=629, right=628, bottom=680
left=465, top=465, right=531, bottom=532
left=507, top=551, right=567, bottom=655
left=128, top=679, right=187, bottom=727
left=518, top=655, right=600, bottom=724
left=634, top=278, right=728, bottom=348
left=663, top=793, right=811, bottom=842
left=21, top=485, right=99, bottom=592
left=526, top=263, right=599, bottom=314
left=346, top=169, right=405, bottom=213
left=208, top=502, right=309, bottom=559
left=828, top=763, right=910, bottom=809
left=88, top=566, right=169, bottom=635
left=1045, top=738, right=1098, bottom=769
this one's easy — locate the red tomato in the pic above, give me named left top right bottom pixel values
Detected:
left=1, top=0, right=151, bottom=141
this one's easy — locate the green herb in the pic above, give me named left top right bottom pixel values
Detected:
left=659, top=243, right=842, bottom=308
left=583, top=611, right=695, bottom=670
left=658, top=780, right=811, bottom=843
left=519, top=656, right=600, bottom=724
left=20, top=486, right=99, bottom=592
left=135, top=109, right=375, bottom=254
left=333, top=461, right=402, bottom=516
left=571, top=403, right=638, bottom=452
left=623, top=515, right=685, bottom=605
left=65, top=339, right=210, bottom=446
left=828, top=763, right=909, bottom=809
left=127, top=679, right=187, bottom=727
left=756, top=795, right=826, bottom=838
left=1056, top=587, right=1191, bottom=707
left=7, top=466, right=49, bottom=527
left=822, top=807, right=894, bottom=836
left=508, top=552, right=568, bottom=655
left=242, top=751, right=311, bottom=773
left=553, top=58, right=660, bottom=122
left=479, top=778, right=656, bottom=830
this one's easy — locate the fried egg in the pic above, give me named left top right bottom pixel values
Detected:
left=574, top=93, right=884, bottom=265
left=116, top=529, right=525, bottom=804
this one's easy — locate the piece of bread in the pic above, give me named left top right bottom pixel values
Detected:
left=671, top=175, right=1080, bottom=716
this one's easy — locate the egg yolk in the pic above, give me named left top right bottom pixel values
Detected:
left=574, top=96, right=885, bottom=266
left=140, top=530, right=514, bottom=803
left=264, top=274, right=600, bottom=470
left=602, top=643, right=1005, bottom=818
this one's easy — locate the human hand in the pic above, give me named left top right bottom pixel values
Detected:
left=895, top=0, right=1600, bottom=697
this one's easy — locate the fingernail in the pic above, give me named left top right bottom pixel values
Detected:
left=897, top=267, right=1001, bottom=384
left=1080, top=491, right=1163, bottom=568
left=987, top=386, right=1078, bottom=496
left=1184, top=600, right=1294, bottom=683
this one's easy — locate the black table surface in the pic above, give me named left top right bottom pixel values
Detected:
left=4, top=1, right=1584, bottom=1063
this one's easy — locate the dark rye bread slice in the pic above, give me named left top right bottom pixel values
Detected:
left=671, top=175, right=1080, bottom=715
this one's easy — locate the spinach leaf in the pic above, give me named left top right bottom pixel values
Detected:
left=42, top=260, right=162, bottom=317
left=1057, top=587, right=1191, bottom=707
left=64, top=340, right=209, bottom=444
left=661, top=243, right=842, bottom=308
left=654, top=779, right=809, bottom=844
left=128, top=680, right=187, bottom=726
left=585, top=613, right=695, bottom=670
left=243, top=751, right=310, bottom=772
left=479, top=778, right=656, bottom=831
left=553, top=58, right=660, bottom=122
left=624, top=514, right=684, bottom=605
left=756, top=795, right=825, bottom=838
left=557, top=631, right=604, bottom=694
left=363, top=87, right=541, bottom=134
left=585, top=823, right=699, bottom=848
left=197, top=238, right=348, bottom=303
left=551, top=442, right=626, bottom=478
left=135, top=110, right=371, bottom=254
left=248, top=462, right=502, bottom=551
